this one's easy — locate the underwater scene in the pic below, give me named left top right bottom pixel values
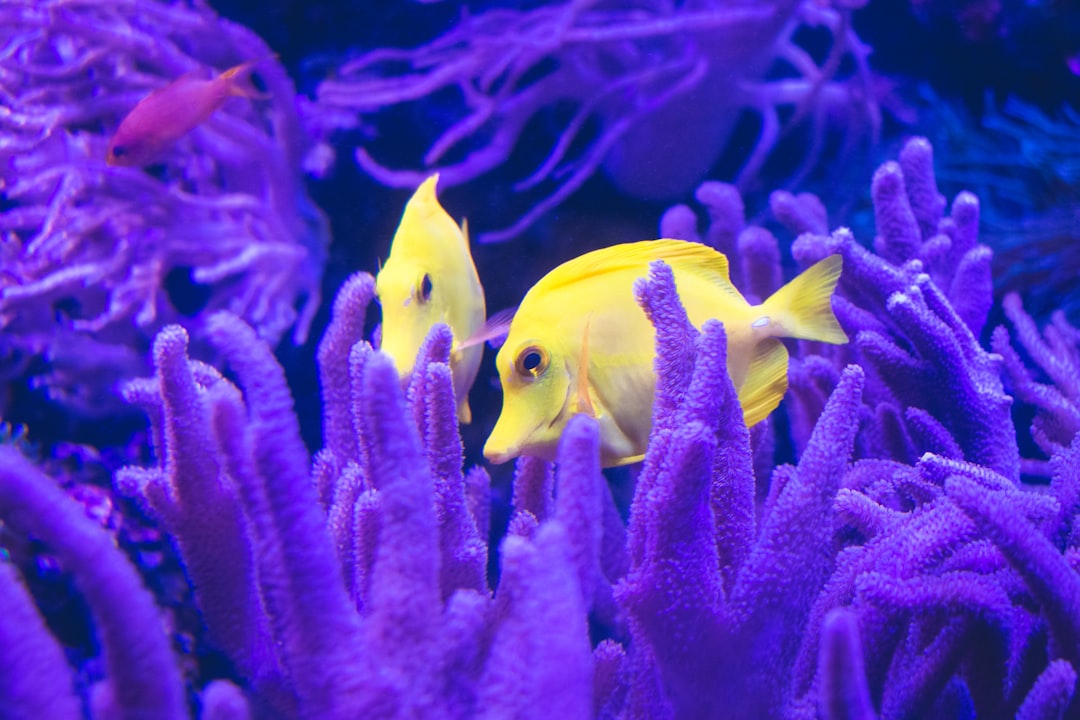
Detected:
left=2, top=0, right=1080, bottom=717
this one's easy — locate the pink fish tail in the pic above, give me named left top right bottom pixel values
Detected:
left=220, top=55, right=277, bottom=99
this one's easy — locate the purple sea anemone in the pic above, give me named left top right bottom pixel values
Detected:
left=0, top=0, right=328, bottom=415
left=310, top=0, right=879, bottom=241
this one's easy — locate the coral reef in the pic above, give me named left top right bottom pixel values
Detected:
left=3, top=132, right=1080, bottom=719
left=309, top=0, right=879, bottom=241
left=926, top=95, right=1080, bottom=322
left=0, top=0, right=329, bottom=415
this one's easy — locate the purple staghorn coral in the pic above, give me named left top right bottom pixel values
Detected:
left=0, top=0, right=328, bottom=414
left=993, top=291, right=1080, bottom=462
left=664, top=136, right=1014, bottom=479
left=310, top=0, right=879, bottom=241
left=98, top=259, right=874, bottom=717
left=0, top=445, right=190, bottom=719
left=655, top=137, right=1080, bottom=717
left=5, top=136, right=1080, bottom=720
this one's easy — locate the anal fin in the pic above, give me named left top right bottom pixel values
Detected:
left=737, top=338, right=789, bottom=427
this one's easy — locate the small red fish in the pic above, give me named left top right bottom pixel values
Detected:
left=106, top=57, right=271, bottom=167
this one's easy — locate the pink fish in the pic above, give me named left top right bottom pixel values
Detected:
left=106, top=58, right=271, bottom=167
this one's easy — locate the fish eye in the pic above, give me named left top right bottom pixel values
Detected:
left=111, top=145, right=127, bottom=157
left=418, top=273, right=433, bottom=303
left=514, top=346, right=548, bottom=379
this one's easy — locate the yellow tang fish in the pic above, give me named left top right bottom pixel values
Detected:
left=376, top=175, right=486, bottom=423
left=483, top=239, right=847, bottom=467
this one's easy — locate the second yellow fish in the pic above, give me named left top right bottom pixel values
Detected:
left=376, top=175, right=485, bottom=423
left=483, top=239, right=847, bottom=467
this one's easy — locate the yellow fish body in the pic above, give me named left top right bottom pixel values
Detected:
left=483, top=239, right=847, bottom=467
left=376, top=175, right=485, bottom=423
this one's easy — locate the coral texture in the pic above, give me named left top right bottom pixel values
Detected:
left=3, top=134, right=1080, bottom=720
left=310, top=0, right=878, bottom=241
left=0, top=0, right=328, bottom=414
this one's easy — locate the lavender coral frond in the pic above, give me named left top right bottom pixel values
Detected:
left=726, top=364, right=865, bottom=716
left=0, top=553, right=82, bottom=719
left=350, top=351, right=444, bottom=713
left=317, top=272, right=376, bottom=469
left=1016, top=659, right=1077, bottom=720
left=310, top=0, right=879, bottom=241
left=0, top=0, right=328, bottom=414
left=142, top=325, right=278, bottom=691
left=783, top=138, right=1016, bottom=478
left=818, top=608, right=877, bottom=720
left=651, top=133, right=1080, bottom=718
left=947, top=474, right=1080, bottom=669
left=613, top=257, right=866, bottom=717
left=15, top=122, right=1080, bottom=720
left=479, top=523, right=593, bottom=718
left=553, top=414, right=616, bottom=622
left=0, top=446, right=187, bottom=719
left=993, top=292, right=1080, bottom=457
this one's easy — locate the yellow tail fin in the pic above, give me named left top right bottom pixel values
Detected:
left=738, top=338, right=789, bottom=427
left=763, top=255, right=848, bottom=344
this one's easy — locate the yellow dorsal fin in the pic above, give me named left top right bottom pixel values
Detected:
left=532, top=239, right=736, bottom=297
left=737, top=338, right=789, bottom=427
left=575, top=314, right=596, bottom=418
left=762, top=255, right=848, bottom=344
left=408, top=174, right=442, bottom=224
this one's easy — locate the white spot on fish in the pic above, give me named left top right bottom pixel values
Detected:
left=752, top=316, right=770, bottom=328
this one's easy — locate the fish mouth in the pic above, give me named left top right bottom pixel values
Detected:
left=482, top=444, right=517, bottom=465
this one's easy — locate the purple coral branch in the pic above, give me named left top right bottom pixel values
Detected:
left=727, top=365, right=864, bottom=714
left=818, top=608, right=877, bottom=720
left=0, top=0, right=328, bottom=411
left=947, top=474, right=1080, bottom=668
left=553, top=415, right=614, bottom=620
left=995, top=293, right=1080, bottom=456
left=0, top=447, right=187, bottom=719
left=204, top=313, right=366, bottom=716
left=421, top=361, right=489, bottom=598
left=313, top=0, right=876, bottom=241
left=0, top=559, right=82, bottom=719
left=316, top=272, right=375, bottom=468
left=1016, top=659, right=1077, bottom=720
left=479, top=523, right=592, bottom=718
left=351, top=352, right=443, bottom=712
left=149, top=326, right=276, bottom=687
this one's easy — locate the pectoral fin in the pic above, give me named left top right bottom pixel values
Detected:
left=572, top=313, right=597, bottom=418
left=455, top=306, right=517, bottom=351
left=457, top=397, right=472, bottom=425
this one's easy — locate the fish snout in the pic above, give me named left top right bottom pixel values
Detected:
left=482, top=442, right=516, bottom=465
